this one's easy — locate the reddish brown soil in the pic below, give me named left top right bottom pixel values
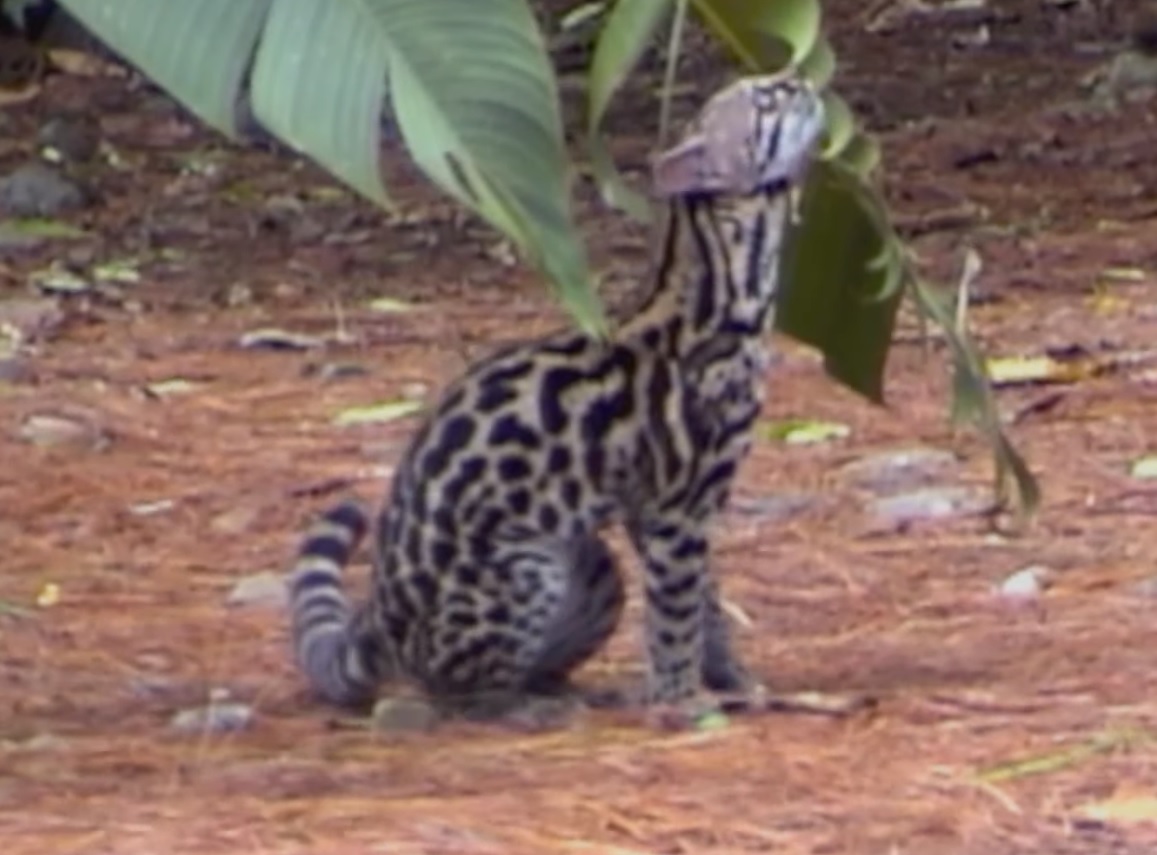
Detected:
left=3, top=2, right=1157, bottom=853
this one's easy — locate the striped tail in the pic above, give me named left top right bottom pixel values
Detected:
left=289, top=499, right=383, bottom=707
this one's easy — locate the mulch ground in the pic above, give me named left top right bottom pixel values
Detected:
left=3, top=1, right=1157, bottom=853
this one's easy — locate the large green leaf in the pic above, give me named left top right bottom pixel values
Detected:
left=778, top=163, right=901, bottom=402
left=587, top=0, right=1036, bottom=514
left=588, top=0, right=899, bottom=401
left=59, top=0, right=602, bottom=331
left=692, top=0, right=820, bottom=69
left=250, top=0, right=389, bottom=205
left=59, top=1, right=271, bottom=137
left=586, top=0, right=671, bottom=220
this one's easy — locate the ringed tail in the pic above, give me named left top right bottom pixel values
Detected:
left=288, top=499, right=380, bottom=706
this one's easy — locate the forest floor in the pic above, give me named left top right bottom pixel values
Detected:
left=3, top=1, right=1157, bottom=853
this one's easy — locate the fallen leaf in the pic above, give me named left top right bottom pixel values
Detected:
left=143, top=378, right=199, bottom=398
left=367, top=296, right=416, bottom=313
left=18, top=413, right=103, bottom=449
left=0, top=218, right=87, bottom=238
left=979, top=730, right=1140, bottom=782
left=0, top=600, right=32, bottom=618
left=36, top=583, right=59, bottom=608
left=695, top=711, right=731, bottom=732
left=986, top=352, right=1104, bottom=387
left=559, top=1, right=606, bottom=31
left=765, top=419, right=851, bottom=445
left=30, top=266, right=90, bottom=295
left=128, top=499, right=176, bottom=516
left=333, top=400, right=424, bottom=427
left=46, top=47, right=122, bottom=77
left=1076, top=786, right=1157, bottom=828
left=92, top=258, right=142, bottom=284
left=1098, top=266, right=1147, bottom=283
left=1130, top=455, right=1157, bottom=480
left=239, top=327, right=326, bottom=351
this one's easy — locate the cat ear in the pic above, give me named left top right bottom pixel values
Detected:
left=651, top=83, right=761, bottom=197
left=651, top=134, right=711, bottom=196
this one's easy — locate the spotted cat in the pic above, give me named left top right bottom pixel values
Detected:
left=289, top=71, right=826, bottom=722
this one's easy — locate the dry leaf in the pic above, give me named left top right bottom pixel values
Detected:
left=1077, top=786, right=1157, bottom=828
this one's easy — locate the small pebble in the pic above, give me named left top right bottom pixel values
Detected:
left=226, top=572, right=288, bottom=610
left=995, top=565, right=1052, bottom=603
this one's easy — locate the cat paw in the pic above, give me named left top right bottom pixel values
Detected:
left=645, top=693, right=727, bottom=731
left=371, top=696, right=444, bottom=733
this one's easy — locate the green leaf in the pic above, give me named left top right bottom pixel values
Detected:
left=589, top=0, right=671, bottom=127
left=797, top=33, right=835, bottom=89
left=777, top=163, right=902, bottom=403
left=820, top=92, right=855, bottom=160
left=0, top=218, right=88, bottom=239
left=61, top=0, right=602, bottom=333
left=372, top=0, right=601, bottom=331
left=822, top=93, right=880, bottom=176
left=838, top=133, right=882, bottom=178
left=691, top=0, right=821, bottom=69
left=909, top=279, right=1040, bottom=519
left=764, top=418, right=850, bottom=445
left=58, top=0, right=271, bottom=137
left=249, top=0, right=390, bottom=206
left=586, top=0, right=828, bottom=225
left=586, top=0, right=673, bottom=221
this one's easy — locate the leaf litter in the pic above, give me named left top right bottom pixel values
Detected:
left=6, top=4, right=1157, bottom=854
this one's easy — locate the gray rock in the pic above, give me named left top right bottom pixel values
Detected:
left=995, top=565, right=1052, bottom=602
left=840, top=447, right=959, bottom=494
left=18, top=413, right=105, bottom=450
left=371, top=697, right=444, bottom=733
left=869, top=486, right=992, bottom=528
left=170, top=701, right=254, bottom=734
left=0, top=163, right=86, bottom=218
